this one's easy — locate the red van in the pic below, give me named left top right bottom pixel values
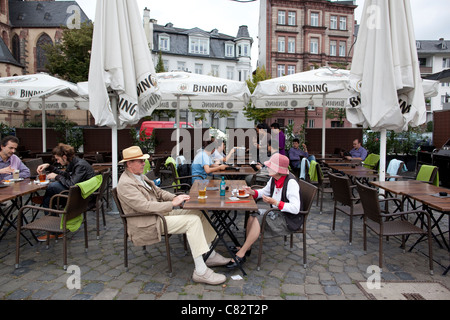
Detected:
left=139, top=121, right=193, bottom=140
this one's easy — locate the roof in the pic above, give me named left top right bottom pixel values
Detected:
left=417, top=39, right=450, bottom=54
left=9, top=0, right=90, bottom=28
left=153, top=23, right=249, bottom=60
left=0, top=37, right=22, bottom=67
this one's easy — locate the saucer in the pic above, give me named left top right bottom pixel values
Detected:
left=10, top=178, right=23, bottom=182
left=237, top=194, right=249, bottom=198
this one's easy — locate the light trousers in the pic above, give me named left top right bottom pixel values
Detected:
left=161, top=209, right=216, bottom=258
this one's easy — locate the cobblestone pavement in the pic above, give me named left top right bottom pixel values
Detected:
left=0, top=192, right=449, bottom=301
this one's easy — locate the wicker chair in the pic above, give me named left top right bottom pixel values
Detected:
left=328, top=172, right=364, bottom=245
left=355, top=180, right=433, bottom=275
left=15, top=185, right=90, bottom=270
left=112, top=187, right=187, bottom=277
left=23, top=157, right=43, bottom=178
left=257, top=179, right=318, bottom=270
left=315, top=163, right=333, bottom=214
left=87, top=169, right=111, bottom=239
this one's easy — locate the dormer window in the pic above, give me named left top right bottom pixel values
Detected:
left=189, top=36, right=209, bottom=55
left=225, top=42, right=234, bottom=57
left=159, top=34, right=170, bottom=51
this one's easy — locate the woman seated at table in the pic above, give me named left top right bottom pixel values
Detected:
left=191, top=140, right=228, bottom=183
left=227, top=153, right=301, bottom=269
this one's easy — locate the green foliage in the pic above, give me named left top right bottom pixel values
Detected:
left=0, top=123, right=14, bottom=138
left=363, top=126, right=425, bottom=156
left=284, top=122, right=295, bottom=151
left=243, top=66, right=279, bottom=123
left=44, top=22, right=93, bottom=82
left=155, top=51, right=166, bottom=73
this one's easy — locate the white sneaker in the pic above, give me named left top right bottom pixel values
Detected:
left=205, top=252, right=231, bottom=267
left=192, top=268, right=226, bottom=285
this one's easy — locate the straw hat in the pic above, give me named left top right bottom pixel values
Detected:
left=264, top=153, right=290, bottom=175
left=119, top=146, right=150, bottom=163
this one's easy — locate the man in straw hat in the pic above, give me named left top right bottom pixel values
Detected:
left=117, top=146, right=229, bottom=285
left=226, top=153, right=302, bottom=269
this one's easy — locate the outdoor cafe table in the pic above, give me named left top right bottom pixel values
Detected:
left=0, top=179, right=48, bottom=244
left=328, top=164, right=379, bottom=184
left=182, top=179, right=258, bottom=275
left=370, top=180, right=450, bottom=275
left=211, top=165, right=259, bottom=180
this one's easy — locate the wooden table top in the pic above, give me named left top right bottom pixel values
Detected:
left=0, top=179, right=48, bottom=203
left=371, top=180, right=450, bottom=212
left=183, top=179, right=258, bottom=211
left=211, top=166, right=259, bottom=177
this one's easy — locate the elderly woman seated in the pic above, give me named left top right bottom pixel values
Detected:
left=226, top=153, right=302, bottom=269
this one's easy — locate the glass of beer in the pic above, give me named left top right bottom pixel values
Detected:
left=13, top=170, right=20, bottom=180
left=198, top=180, right=207, bottom=198
left=39, top=173, right=46, bottom=182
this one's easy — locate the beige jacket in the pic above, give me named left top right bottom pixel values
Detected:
left=117, top=170, right=176, bottom=246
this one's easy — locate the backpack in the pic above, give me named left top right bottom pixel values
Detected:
left=177, top=163, right=192, bottom=186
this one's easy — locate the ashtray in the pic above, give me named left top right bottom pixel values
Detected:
left=439, top=191, right=448, bottom=197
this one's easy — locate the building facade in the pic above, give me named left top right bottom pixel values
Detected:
left=0, top=0, right=90, bottom=127
left=258, top=0, right=356, bottom=133
left=417, top=38, right=450, bottom=123
left=143, top=8, right=254, bottom=131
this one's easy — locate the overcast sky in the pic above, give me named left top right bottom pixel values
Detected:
left=71, top=0, right=450, bottom=69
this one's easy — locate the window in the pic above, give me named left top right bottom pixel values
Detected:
left=339, top=41, right=346, bottom=57
left=287, top=65, right=295, bottom=75
left=189, top=37, right=209, bottom=55
left=278, top=37, right=285, bottom=52
left=339, top=17, right=347, bottom=30
left=227, top=117, right=235, bottom=129
left=238, top=43, right=250, bottom=57
left=12, top=34, right=20, bottom=63
left=277, top=64, right=285, bottom=77
left=311, top=12, right=319, bottom=27
left=288, top=11, right=296, bottom=26
left=330, top=16, right=337, bottom=29
left=308, top=119, right=315, bottom=128
left=310, top=38, right=319, bottom=54
left=330, top=40, right=337, bottom=56
left=159, top=35, right=170, bottom=51
left=163, top=60, right=169, bottom=72
left=288, top=119, right=294, bottom=126
left=225, top=43, right=234, bottom=57
left=177, top=61, right=186, bottom=71
left=443, top=58, right=450, bottom=68
left=227, top=67, right=234, bottom=80
left=36, top=33, right=53, bottom=72
left=211, top=65, right=219, bottom=77
left=288, top=37, right=295, bottom=53
left=195, top=64, right=203, bottom=74
left=278, top=11, right=286, bottom=25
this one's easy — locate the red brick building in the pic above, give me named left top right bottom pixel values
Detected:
left=257, top=0, right=357, bottom=131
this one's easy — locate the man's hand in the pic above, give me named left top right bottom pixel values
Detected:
left=262, top=195, right=278, bottom=206
left=0, top=166, right=14, bottom=175
left=172, top=194, right=190, bottom=207
left=37, top=163, right=50, bottom=174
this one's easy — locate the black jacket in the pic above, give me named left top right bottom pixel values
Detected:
left=48, top=157, right=96, bottom=189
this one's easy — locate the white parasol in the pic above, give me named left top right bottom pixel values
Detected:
left=88, top=0, right=161, bottom=188
left=251, top=68, right=352, bottom=158
left=348, top=0, right=427, bottom=182
left=0, top=73, right=89, bottom=152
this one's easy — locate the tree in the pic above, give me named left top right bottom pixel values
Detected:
left=326, top=108, right=346, bottom=127
left=44, top=22, right=93, bottom=83
left=243, top=66, right=279, bottom=123
left=155, top=51, right=166, bottom=73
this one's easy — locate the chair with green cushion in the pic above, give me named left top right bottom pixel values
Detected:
left=362, top=154, right=380, bottom=170
left=415, top=165, right=439, bottom=186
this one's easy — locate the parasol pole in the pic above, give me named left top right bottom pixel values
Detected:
left=322, top=94, right=326, bottom=158
left=379, top=129, right=387, bottom=182
left=42, top=97, right=47, bottom=152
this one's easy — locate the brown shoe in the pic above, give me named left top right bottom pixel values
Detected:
left=192, top=268, right=226, bottom=285
left=205, top=253, right=231, bottom=267
left=37, top=233, right=63, bottom=242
